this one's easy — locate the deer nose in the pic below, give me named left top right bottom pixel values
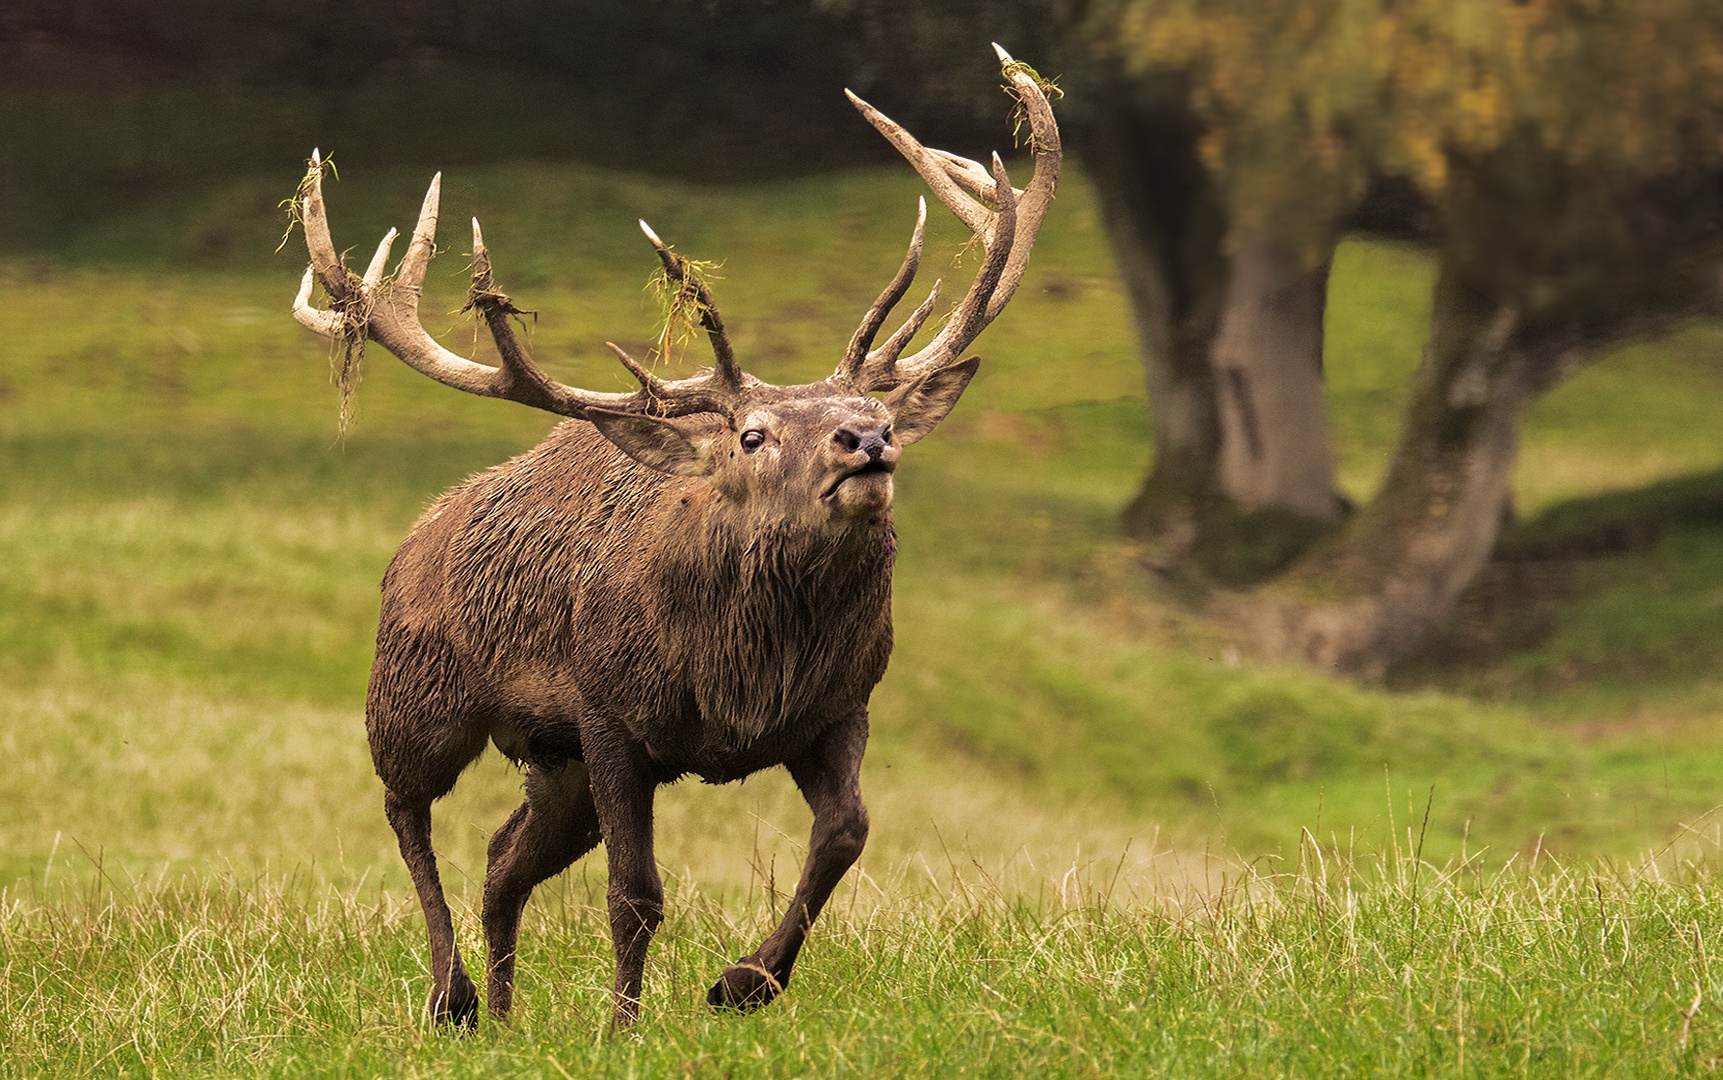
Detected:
left=834, top=422, right=894, bottom=460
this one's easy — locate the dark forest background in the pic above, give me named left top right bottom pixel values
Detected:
left=0, top=0, right=1056, bottom=247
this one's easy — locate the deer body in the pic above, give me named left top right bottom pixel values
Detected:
left=290, top=46, right=1059, bottom=1030
left=371, top=417, right=896, bottom=788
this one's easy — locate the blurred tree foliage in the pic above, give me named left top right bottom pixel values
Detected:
left=1118, top=0, right=1723, bottom=245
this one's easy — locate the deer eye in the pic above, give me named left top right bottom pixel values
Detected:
left=740, top=429, right=767, bottom=452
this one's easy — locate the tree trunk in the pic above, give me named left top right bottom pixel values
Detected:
left=1212, top=236, right=1340, bottom=519
left=1077, top=96, right=1341, bottom=568
left=1238, top=265, right=1537, bottom=676
left=1226, top=147, right=1723, bottom=676
left=1075, top=92, right=1227, bottom=552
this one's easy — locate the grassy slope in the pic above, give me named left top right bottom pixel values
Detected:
left=4, top=157, right=1723, bottom=1074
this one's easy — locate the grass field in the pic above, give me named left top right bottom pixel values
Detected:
left=13, top=843, right=1723, bottom=1077
left=5, top=154, right=1723, bottom=1075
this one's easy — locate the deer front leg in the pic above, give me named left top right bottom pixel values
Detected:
left=588, top=742, right=663, bottom=1030
left=709, top=707, right=869, bottom=1011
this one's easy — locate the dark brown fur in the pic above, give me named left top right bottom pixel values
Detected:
left=367, top=374, right=974, bottom=1028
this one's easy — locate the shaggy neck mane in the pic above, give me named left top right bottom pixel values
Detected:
left=664, top=514, right=896, bottom=748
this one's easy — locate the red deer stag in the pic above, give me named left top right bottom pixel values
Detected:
left=290, top=45, right=1059, bottom=1029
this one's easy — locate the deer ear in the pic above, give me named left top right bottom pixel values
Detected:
left=585, top=409, right=715, bottom=477
left=884, top=356, right=980, bottom=445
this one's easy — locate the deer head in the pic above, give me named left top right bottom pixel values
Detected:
left=291, top=44, right=1060, bottom=530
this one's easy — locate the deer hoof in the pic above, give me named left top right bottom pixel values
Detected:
left=706, top=960, right=783, bottom=1012
left=431, top=973, right=481, bottom=1031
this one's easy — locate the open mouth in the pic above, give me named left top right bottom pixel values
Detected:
left=823, top=459, right=895, bottom=499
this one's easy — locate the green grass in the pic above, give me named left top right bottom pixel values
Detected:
left=6, top=154, right=1723, bottom=1074
left=12, top=844, right=1723, bottom=1077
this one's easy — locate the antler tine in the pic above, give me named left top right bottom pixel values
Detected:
left=289, top=153, right=753, bottom=421
left=835, top=197, right=927, bottom=385
left=983, top=43, right=1062, bottom=324
left=844, top=91, right=992, bottom=237
left=928, top=149, right=1015, bottom=203
left=362, top=227, right=398, bottom=288
left=464, top=216, right=571, bottom=414
left=293, top=266, right=344, bottom=336
left=638, top=220, right=747, bottom=394
left=607, top=341, right=672, bottom=397
left=396, top=173, right=440, bottom=294
left=858, top=278, right=942, bottom=388
left=840, top=45, right=1061, bottom=390
left=301, top=150, right=349, bottom=302
left=884, top=155, right=1018, bottom=387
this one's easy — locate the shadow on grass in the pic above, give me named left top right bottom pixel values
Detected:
left=1390, top=465, right=1723, bottom=711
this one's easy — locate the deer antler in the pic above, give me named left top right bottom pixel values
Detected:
left=291, top=45, right=1059, bottom=421
left=831, top=43, right=1062, bottom=394
left=291, top=150, right=753, bottom=421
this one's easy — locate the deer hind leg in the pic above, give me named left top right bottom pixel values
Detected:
left=709, top=707, right=869, bottom=1012
left=369, top=627, right=490, bottom=1029
left=382, top=788, right=481, bottom=1028
left=481, top=760, right=602, bottom=1021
